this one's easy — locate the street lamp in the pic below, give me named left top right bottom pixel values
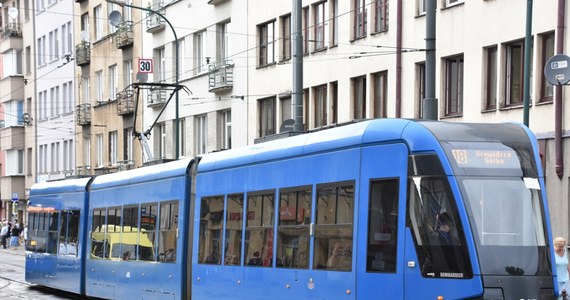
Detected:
left=106, top=0, right=180, bottom=159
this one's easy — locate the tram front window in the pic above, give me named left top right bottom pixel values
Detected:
left=460, top=177, right=550, bottom=276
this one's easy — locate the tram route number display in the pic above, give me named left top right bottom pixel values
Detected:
left=139, top=58, right=153, bottom=73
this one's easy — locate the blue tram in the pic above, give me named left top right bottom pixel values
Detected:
left=25, top=119, right=557, bottom=299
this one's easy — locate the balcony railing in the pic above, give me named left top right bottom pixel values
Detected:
left=209, top=59, right=234, bottom=92
left=115, top=21, right=134, bottom=49
left=75, top=41, right=90, bottom=66
left=76, top=103, right=91, bottom=126
left=146, top=1, right=166, bottom=33
left=1, top=22, right=22, bottom=39
left=147, top=88, right=167, bottom=107
left=117, top=90, right=135, bottom=115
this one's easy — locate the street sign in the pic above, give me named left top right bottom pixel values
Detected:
left=138, top=58, right=153, bottom=74
left=544, top=54, right=570, bottom=85
left=11, top=192, right=18, bottom=203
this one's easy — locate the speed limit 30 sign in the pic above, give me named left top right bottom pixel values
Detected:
left=138, top=58, right=154, bottom=73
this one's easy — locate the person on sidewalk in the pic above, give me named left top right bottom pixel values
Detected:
left=10, top=223, right=20, bottom=250
left=0, top=222, right=9, bottom=249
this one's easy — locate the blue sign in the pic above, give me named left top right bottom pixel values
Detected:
left=11, top=192, right=18, bottom=203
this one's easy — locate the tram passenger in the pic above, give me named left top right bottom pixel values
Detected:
left=247, top=251, right=261, bottom=266
left=554, top=237, right=570, bottom=298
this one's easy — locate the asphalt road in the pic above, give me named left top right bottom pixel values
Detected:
left=0, top=247, right=78, bottom=300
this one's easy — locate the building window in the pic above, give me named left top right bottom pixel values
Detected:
left=194, top=31, right=207, bottom=74
left=96, top=134, right=104, bottom=167
left=156, top=123, right=166, bottom=159
left=258, top=21, right=276, bottom=67
left=505, top=40, right=533, bottom=107
left=280, top=95, right=291, bottom=130
left=195, top=115, right=207, bottom=155
left=124, top=128, right=133, bottom=162
left=445, top=0, right=464, bottom=8
left=95, top=71, right=103, bottom=102
left=445, top=55, right=464, bottom=116
left=107, top=3, right=119, bottom=34
left=416, top=62, right=425, bottom=118
left=5, top=100, right=23, bottom=127
left=314, top=1, right=329, bottom=51
left=179, top=118, right=186, bottom=157
left=109, top=131, right=118, bottom=166
left=353, top=0, right=367, bottom=40
left=81, top=13, right=89, bottom=41
left=84, top=137, right=91, bottom=168
left=216, top=21, right=231, bottom=63
left=94, top=5, right=103, bottom=40
left=259, top=97, right=276, bottom=137
left=352, top=76, right=366, bottom=119
left=158, top=47, right=166, bottom=82
left=25, top=46, right=31, bottom=75
left=303, top=6, right=309, bottom=54
left=281, top=14, right=291, bottom=61
left=82, top=77, right=90, bottom=104
left=3, top=49, right=23, bottom=76
left=198, top=196, right=224, bottom=265
left=374, top=0, right=388, bottom=33
left=313, top=84, right=327, bottom=128
left=6, top=150, right=24, bottom=176
left=27, top=148, right=32, bottom=175
left=540, top=32, right=555, bottom=103
left=417, top=0, right=426, bottom=16
left=484, top=46, right=498, bottom=110
left=330, top=81, right=338, bottom=124
left=372, top=71, right=387, bottom=118
left=109, top=65, right=118, bottom=100
left=331, top=0, right=338, bottom=46
left=219, top=110, right=231, bottom=150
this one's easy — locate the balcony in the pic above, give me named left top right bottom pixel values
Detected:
left=147, top=88, right=167, bottom=108
left=75, top=41, right=90, bottom=66
left=76, top=165, right=92, bottom=176
left=117, top=90, right=135, bottom=115
left=0, top=76, right=25, bottom=101
left=115, top=21, right=134, bottom=49
left=209, top=59, right=234, bottom=92
left=146, top=1, right=166, bottom=33
left=0, top=22, right=22, bottom=53
left=76, top=103, right=91, bottom=126
left=0, top=125, right=24, bottom=149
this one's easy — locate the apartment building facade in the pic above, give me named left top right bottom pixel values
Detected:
left=35, top=0, right=75, bottom=186
left=74, top=0, right=144, bottom=175
left=0, top=0, right=34, bottom=223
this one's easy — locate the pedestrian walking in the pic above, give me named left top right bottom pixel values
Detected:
left=10, top=223, right=20, bottom=249
left=555, top=237, right=570, bottom=299
left=0, top=222, right=9, bottom=249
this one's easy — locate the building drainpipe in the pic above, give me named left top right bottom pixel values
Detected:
left=555, top=0, right=565, bottom=179
left=395, top=0, right=402, bottom=117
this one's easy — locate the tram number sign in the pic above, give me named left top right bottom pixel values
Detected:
left=139, top=58, right=153, bottom=74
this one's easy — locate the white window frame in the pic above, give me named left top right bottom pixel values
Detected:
left=109, top=131, right=118, bottom=166
left=96, top=134, right=104, bottom=167
left=195, top=115, right=207, bottom=155
left=109, top=64, right=118, bottom=100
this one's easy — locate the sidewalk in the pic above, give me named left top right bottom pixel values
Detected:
left=0, top=245, right=26, bottom=256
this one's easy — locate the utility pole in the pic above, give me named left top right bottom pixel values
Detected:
left=423, top=0, right=438, bottom=120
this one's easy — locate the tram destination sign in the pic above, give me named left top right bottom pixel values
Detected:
left=451, top=149, right=520, bottom=169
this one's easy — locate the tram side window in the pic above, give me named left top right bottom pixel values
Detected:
left=245, top=192, right=275, bottom=267
left=34, top=212, right=48, bottom=253
left=104, top=207, right=121, bottom=260
left=139, top=203, right=158, bottom=262
left=121, top=206, right=138, bottom=261
left=25, top=212, right=36, bottom=251
left=58, top=210, right=80, bottom=256
left=313, top=183, right=354, bottom=271
left=366, top=179, right=399, bottom=273
left=158, top=201, right=179, bottom=263
left=46, top=211, right=60, bottom=254
left=91, top=209, right=109, bottom=259
left=277, top=188, right=311, bottom=269
left=224, top=194, right=244, bottom=266
left=198, top=196, right=224, bottom=265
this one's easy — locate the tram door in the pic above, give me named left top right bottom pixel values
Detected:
left=356, top=144, right=407, bottom=299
